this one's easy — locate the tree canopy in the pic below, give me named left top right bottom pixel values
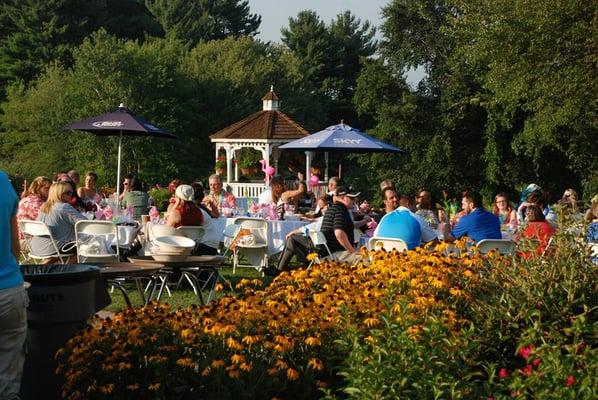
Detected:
left=351, top=0, right=597, bottom=199
left=0, top=0, right=162, bottom=99
left=282, top=10, right=377, bottom=125
left=145, top=0, right=261, bottom=46
left=0, top=32, right=321, bottom=187
left=0, top=0, right=595, bottom=199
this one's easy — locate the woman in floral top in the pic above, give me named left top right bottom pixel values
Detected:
left=16, top=176, right=51, bottom=222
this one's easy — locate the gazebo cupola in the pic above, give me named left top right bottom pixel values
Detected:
left=209, top=87, right=309, bottom=197
left=262, top=85, right=280, bottom=111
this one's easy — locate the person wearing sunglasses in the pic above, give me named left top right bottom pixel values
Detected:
left=29, top=182, right=85, bottom=263
left=54, top=171, right=89, bottom=212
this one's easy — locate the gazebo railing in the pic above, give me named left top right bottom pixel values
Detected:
left=225, top=182, right=329, bottom=200
left=227, top=182, right=267, bottom=198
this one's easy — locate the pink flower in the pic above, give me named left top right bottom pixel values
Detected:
left=498, top=368, right=508, bottom=379
left=565, top=375, right=575, bottom=387
left=532, top=358, right=541, bottom=367
left=520, top=364, right=533, bottom=376
left=518, top=345, right=534, bottom=359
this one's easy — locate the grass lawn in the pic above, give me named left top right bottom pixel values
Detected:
left=104, top=265, right=275, bottom=311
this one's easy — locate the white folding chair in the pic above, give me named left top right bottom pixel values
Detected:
left=589, top=242, right=598, bottom=264
left=307, top=230, right=335, bottom=267
left=165, top=225, right=207, bottom=290
left=75, top=220, right=120, bottom=263
left=476, top=239, right=515, bottom=255
left=18, top=220, right=74, bottom=264
left=147, top=223, right=184, bottom=242
left=368, top=237, right=409, bottom=252
left=177, top=225, right=205, bottom=241
left=229, top=217, right=269, bottom=274
left=541, top=236, right=556, bottom=257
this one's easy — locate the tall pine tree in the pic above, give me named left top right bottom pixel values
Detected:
left=145, top=0, right=261, bottom=46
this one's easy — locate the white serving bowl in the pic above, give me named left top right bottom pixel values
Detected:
left=154, top=235, right=196, bottom=253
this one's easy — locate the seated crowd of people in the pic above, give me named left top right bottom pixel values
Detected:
left=9, top=167, right=598, bottom=270
left=266, top=179, right=598, bottom=275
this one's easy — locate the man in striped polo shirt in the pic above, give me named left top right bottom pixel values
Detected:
left=320, top=185, right=361, bottom=263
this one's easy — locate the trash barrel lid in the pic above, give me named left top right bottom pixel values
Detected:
left=21, top=264, right=101, bottom=284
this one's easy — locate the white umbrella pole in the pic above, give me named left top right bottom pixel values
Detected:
left=116, top=131, right=123, bottom=204
left=305, top=151, right=312, bottom=185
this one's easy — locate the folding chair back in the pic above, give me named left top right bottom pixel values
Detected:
left=368, top=237, right=408, bottom=252
left=590, top=243, right=598, bottom=264
left=147, top=224, right=183, bottom=242
left=19, top=220, right=73, bottom=264
left=308, top=230, right=334, bottom=258
left=233, top=217, right=269, bottom=243
left=307, top=230, right=336, bottom=267
left=476, top=239, right=515, bottom=255
left=229, top=217, right=269, bottom=274
left=541, top=237, right=556, bottom=257
left=75, top=220, right=120, bottom=263
left=177, top=225, right=205, bottom=241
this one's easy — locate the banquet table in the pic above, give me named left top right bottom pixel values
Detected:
left=99, top=262, right=163, bottom=308
left=128, top=255, right=228, bottom=305
left=213, top=216, right=310, bottom=255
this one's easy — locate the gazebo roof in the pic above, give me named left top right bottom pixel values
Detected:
left=210, top=110, right=309, bottom=140
left=210, top=88, right=309, bottom=141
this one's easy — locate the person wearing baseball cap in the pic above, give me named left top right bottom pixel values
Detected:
left=319, top=185, right=362, bottom=263
left=166, top=184, right=203, bottom=228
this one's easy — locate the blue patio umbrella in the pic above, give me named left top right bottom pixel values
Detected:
left=63, top=104, right=177, bottom=200
left=279, top=122, right=403, bottom=179
left=279, top=122, right=403, bottom=153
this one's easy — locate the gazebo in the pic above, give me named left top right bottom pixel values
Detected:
left=210, top=87, right=311, bottom=197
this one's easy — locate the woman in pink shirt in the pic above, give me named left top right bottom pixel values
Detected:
left=16, top=176, right=51, bottom=222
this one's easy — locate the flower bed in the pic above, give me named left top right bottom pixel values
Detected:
left=56, top=235, right=597, bottom=399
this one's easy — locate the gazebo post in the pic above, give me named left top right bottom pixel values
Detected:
left=225, top=145, right=232, bottom=184
left=234, top=149, right=239, bottom=182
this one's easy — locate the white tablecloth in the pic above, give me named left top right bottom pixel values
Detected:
left=212, top=217, right=309, bottom=255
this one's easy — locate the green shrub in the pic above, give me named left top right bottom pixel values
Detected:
left=487, top=313, right=598, bottom=399
left=326, top=302, right=485, bottom=399
left=466, top=230, right=597, bottom=363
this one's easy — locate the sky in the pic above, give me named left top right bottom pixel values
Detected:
left=248, top=0, right=424, bottom=86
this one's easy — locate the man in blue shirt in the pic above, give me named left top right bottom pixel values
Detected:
left=441, top=191, right=501, bottom=243
left=0, top=170, right=28, bottom=399
left=374, top=204, right=422, bottom=249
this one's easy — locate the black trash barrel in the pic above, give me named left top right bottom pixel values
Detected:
left=19, top=264, right=111, bottom=400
